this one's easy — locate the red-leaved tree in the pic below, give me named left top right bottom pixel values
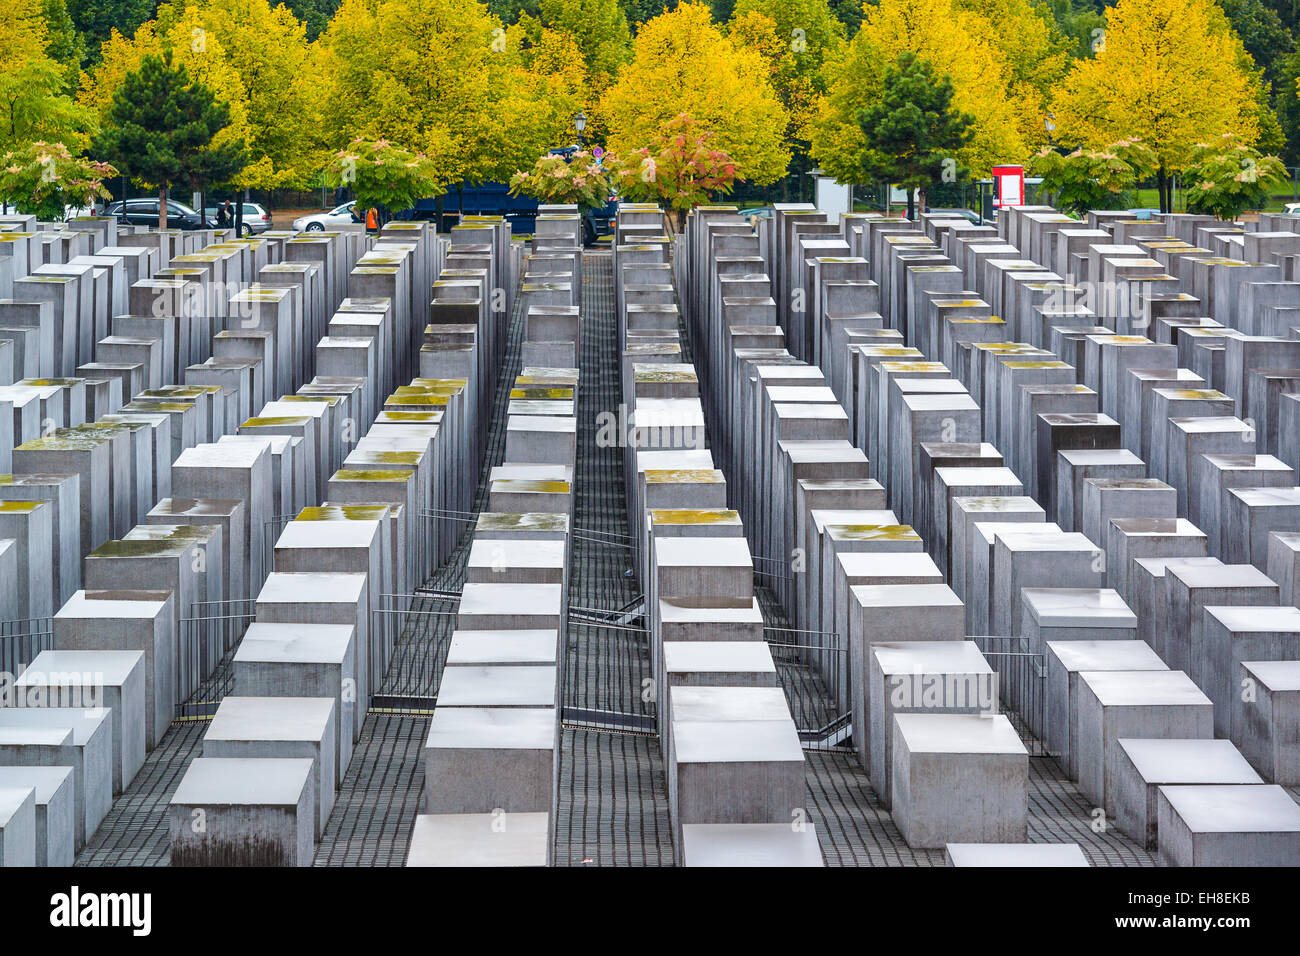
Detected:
left=609, top=113, right=741, bottom=233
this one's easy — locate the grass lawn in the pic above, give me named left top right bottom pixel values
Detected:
left=1131, top=186, right=1300, bottom=214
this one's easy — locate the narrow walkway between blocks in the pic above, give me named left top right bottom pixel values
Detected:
left=553, top=250, right=674, bottom=866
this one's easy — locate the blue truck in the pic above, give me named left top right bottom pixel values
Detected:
left=392, top=147, right=619, bottom=243
left=399, top=182, right=617, bottom=245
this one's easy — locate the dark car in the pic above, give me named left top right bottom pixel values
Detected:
left=927, top=207, right=982, bottom=224
left=106, top=198, right=211, bottom=230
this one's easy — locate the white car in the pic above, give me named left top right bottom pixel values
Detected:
left=292, top=202, right=360, bottom=231
left=1284, top=202, right=1300, bottom=216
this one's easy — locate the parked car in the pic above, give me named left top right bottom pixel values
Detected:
left=205, top=201, right=273, bottom=235
left=292, top=202, right=361, bottom=231
left=740, top=206, right=774, bottom=227
left=105, top=198, right=211, bottom=230
left=1127, top=208, right=1163, bottom=220
left=927, top=207, right=982, bottom=224
left=1283, top=201, right=1300, bottom=215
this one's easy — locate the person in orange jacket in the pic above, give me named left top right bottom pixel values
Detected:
left=365, top=206, right=379, bottom=232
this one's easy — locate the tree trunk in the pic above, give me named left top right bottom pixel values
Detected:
left=905, top=187, right=915, bottom=221
left=159, top=184, right=169, bottom=230
left=918, top=186, right=928, bottom=217
left=1156, top=168, right=1168, bottom=214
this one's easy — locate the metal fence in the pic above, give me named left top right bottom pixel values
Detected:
left=973, top=635, right=1048, bottom=756
left=0, top=617, right=53, bottom=680
left=764, top=627, right=852, bottom=752
left=177, top=598, right=257, bottom=720
left=262, top=513, right=297, bottom=572
left=569, top=598, right=644, bottom=628
left=370, top=592, right=459, bottom=709
left=751, top=553, right=794, bottom=585
left=571, top=526, right=635, bottom=550
left=562, top=619, right=656, bottom=733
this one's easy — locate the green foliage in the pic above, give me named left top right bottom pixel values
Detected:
left=1275, top=49, right=1300, bottom=164
left=1253, top=72, right=1287, bottom=155
left=0, top=140, right=116, bottom=219
left=41, top=0, right=85, bottom=77
left=856, top=52, right=974, bottom=216
left=618, top=0, right=673, bottom=27
left=537, top=0, right=631, bottom=86
left=285, top=0, right=343, bottom=41
left=93, top=53, right=246, bottom=224
left=0, top=56, right=89, bottom=153
left=509, top=150, right=616, bottom=210
left=1219, top=0, right=1294, bottom=90
left=728, top=0, right=845, bottom=199
left=1183, top=133, right=1289, bottom=219
left=488, top=0, right=541, bottom=22
left=67, top=0, right=155, bottom=59
left=324, top=137, right=442, bottom=216
left=1029, top=138, right=1155, bottom=215
left=1036, top=0, right=1107, bottom=60
left=0, top=0, right=93, bottom=152
left=1260, top=0, right=1300, bottom=22
left=826, top=0, right=865, bottom=32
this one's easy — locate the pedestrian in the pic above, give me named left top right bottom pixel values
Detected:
left=365, top=206, right=379, bottom=232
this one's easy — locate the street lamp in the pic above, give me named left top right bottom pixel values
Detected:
left=1045, top=113, right=1056, bottom=146
left=573, top=111, right=587, bottom=150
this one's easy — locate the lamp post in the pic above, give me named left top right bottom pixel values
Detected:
left=573, top=111, right=587, bottom=151
left=1045, top=113, right=1056, bottom=147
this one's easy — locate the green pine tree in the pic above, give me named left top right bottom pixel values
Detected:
left=93, top=52, right=246, bottom=229
left=856, top=52, right=975, bottom=220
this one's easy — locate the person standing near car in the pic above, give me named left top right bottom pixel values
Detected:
left=365, top=206, right=379, bottom=232
left=216, top=200, right=233, bottom=228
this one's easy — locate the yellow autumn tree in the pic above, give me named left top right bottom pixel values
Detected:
left=504, top=19, right=592, bottom=139
left=81, top=20, right=249, bottom=152
left=1, top=0, right=93, bottom=152
left=507, top=0, right=623, bottom=146
left=317, top=0, right=579, bottom=189
left=728, top=0, right=844, bottom=194
left=166, top=0, right=327, bottom=189
left=961, top=0, right=1071, bottom=150
left=78, top=0, right=326, bottom=191
left=810, top=0, right=1059, bottom=185
left=729, top=0, right=844, bottom=139
left=534, top=0, right=630, bottom=93
left=600, top=2, right=790, bottom=188
left=1051, top=0, right=1260, bottom=212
